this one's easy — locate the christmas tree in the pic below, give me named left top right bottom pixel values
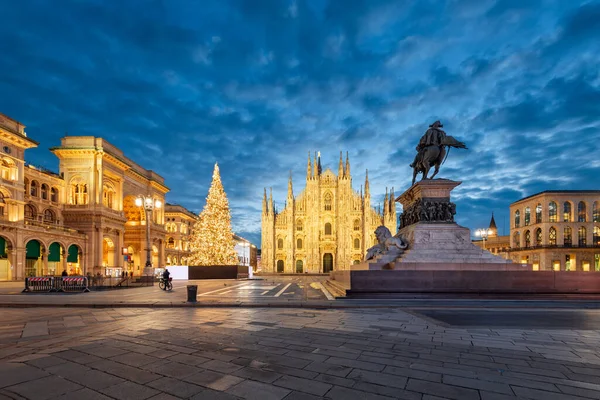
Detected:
left=188, top=163, right=238, bottom=266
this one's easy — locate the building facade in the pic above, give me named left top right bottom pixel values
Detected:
left=508, top=191, right=600, bottom=271
left=234, top=234, right=257, bottom=269
left=261, top=152, right=396, bottom=273
left=0, top=112, right=170, bottom=280
left=164, top=203, right=197, bottom=266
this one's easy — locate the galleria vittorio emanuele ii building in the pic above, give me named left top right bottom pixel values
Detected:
left=261, top=152, right=396, bottom=273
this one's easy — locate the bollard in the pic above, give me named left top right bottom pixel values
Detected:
left=187, top=285, right=198, bottom=302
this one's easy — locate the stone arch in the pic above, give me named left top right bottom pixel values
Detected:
left=102, top=181, right=117, bottom=209
left=24, top=203, right=37, bottom=220
left=295, top=259, right=303, bottom=273
left=563, top=201, right=573, bottom=222
left=0, top=187, right=9, bottom=219
left=43, top=208, right=57, bottom=223
left=69, top=175, right=88, bottom=205
left=30, top=180, right=39, bottom=197
left=577, top=201, right=587, bottom=222
left=102, top=237, right=115, bottom=267
left=66, top=244, right=83, bottom=275
left=323, top=191, right=333, bottom=211
left=276, top=259, right=284, bottom=273
left=0, top=234, right=14, bottom=281
left=50, top=186, right=59, bottom=203
left=47, top=242, right=65, bottom=276
left=25, top=239, right=45, bottom=277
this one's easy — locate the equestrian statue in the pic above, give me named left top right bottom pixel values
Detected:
left=410, top=121, right=467, bottom=184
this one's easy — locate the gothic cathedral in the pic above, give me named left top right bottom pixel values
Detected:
left=261, top=152, right=397, bottom=273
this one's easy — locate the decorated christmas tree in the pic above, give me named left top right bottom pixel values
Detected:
left=188, top=163, right=238, bottom=266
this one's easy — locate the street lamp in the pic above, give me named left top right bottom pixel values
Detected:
left=135, top=195, right=162, bottom=274
left=475, top=228, right=493, bottom=250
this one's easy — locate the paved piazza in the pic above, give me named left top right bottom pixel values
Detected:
left=1, top=304, right=600, bottom=400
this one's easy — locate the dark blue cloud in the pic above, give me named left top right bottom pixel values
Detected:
left=0, top=0, right=599, bottom=246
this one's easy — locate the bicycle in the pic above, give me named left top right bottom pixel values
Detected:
left=159, top=277, right=173, bottom=291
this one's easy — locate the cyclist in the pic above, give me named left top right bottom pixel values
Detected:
left=161, top=269, right=171, bottom=290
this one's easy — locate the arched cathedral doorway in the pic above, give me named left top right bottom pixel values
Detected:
left=323, top=253, right=333, bottom=273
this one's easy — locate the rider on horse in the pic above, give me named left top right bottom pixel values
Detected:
left=410, top=120, right=446, bottom=170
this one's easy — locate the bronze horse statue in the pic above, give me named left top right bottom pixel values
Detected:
left=411, top=136, right=467, bottom=184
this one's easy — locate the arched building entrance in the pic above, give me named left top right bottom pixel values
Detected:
left=47, top=242, right=63, bottom=276
left=25, top=240, right=43, bottom=277
left=323, top=253, right=333, bottom=273
left=67, top=244, right=82, bottom=275
left=276, top=260, right=284, bottom=273
left=0, top=236, right=11, bottom=281
left=295, top=260, right=303, bottom=273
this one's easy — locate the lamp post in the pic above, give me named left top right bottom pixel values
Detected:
left=135, top=195, right=162, bottom=275
left=475, top=228, right=493, bottom=250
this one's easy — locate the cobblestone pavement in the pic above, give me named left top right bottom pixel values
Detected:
left=2, top=307, right=600, bottom=399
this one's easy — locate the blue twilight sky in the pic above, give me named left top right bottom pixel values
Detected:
left=1, top=0, right=599, bottom=246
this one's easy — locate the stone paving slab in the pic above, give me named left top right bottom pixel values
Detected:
left=1, top=307, right=600, bottom=399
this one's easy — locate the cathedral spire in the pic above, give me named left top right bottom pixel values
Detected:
left=390, top=187, right=395, bottom=213
left=263, top=187, right=268, bottom=214
left=345, top=151, right=350, bottom=178
left=317, top=151, right=322, bottom=175
left=338, top=151, right=343, bottom=178
left=287, top=170, right=293, bottom=200
left=306, top=151, right=312, bottom=180
left=364, top=170, right=370, bottom=209
left=384, top=187, right=389, bottom=217
left=313, top=152, right=318, bottom=178
left=269, top=187, right=274, bottom=215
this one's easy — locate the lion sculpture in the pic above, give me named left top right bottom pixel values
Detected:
left=365, top=226, right=409, bottom=261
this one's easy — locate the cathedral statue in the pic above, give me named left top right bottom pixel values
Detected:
left=365, top=226, right=408, bottom=263
left=410, top=121, right=467, bottom=184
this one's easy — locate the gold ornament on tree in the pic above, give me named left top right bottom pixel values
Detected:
left=188, top=163, right=238, bottom=266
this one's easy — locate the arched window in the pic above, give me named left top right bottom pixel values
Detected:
left=535, top=204, right=542, bottom=223
left=593, top=227, right=600, bottom=246
left=43, top=209, right=55, bottom=223
left=167, top=237, right=175, bottom=249
left=276, top=260, right=284, bottom=273
left=549, top=227, right=557, bottom=246
left=564, top=227, right=572, bottom=246
left=181, top=224, right=188, bottom=234
left=524, top=207, right=531, bottom=226
left=514, top=210, right=520, bottom=228
left=353, top=219, right=360, bottom=231
left=0, top=159, right=16, bottom=180
left=70, top=178, right=88, bottom=205
left=535, top=228, right=542, bottom=246
left=296, top=219, right=303, bottom=231
left=324, top=192, right=332, bottom=211
left=579, top=226, right=587, bottom=246
left=513, top=231, right=520, bottom=248
left=296, top=238, right=302, bottom=249
left=41, top=184, right=49, bottom=200
left=354, top=238, right=360, bottom=249
left=277, top=238, right=283, bottom=249
left=524, top=230, right=531, bottom=248
left=563, top=202, right=572, bottom=222
left=30, top=180, right=39, bottom=197
left=324, top=223, right=332, bottom=235
left=50, top=187, right=59, bottom=203
left=548, top=201, right=557, bottom=222
left=594, top=201, right=599, bottom=223
left=578, top=201, right=587, bottom=222
left=24, top=204, right=36, bottom=220
left=103, top=184, right=115, bottom=208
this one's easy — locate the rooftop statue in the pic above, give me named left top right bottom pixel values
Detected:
left=410, top=121, right=467, bottom=184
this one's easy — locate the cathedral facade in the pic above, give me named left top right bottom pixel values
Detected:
left=261, top=152, right=396, bottom=274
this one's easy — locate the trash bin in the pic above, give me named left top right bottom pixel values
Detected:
left=187, top=285, right=198, bottom=302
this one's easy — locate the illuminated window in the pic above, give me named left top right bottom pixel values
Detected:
left=524, top=207, right=530, bottom=226
left=536, top=203, right=542, bottom=223
left=103, top=184, right=115, bottom=208
left=70, top=179, right=88, bottom=205
left=354, top=238, right=360, bottom=249
left=594, top=227, right=600, bottom=246
left=549, top=227, right=557, bottom=246
left=563, top=202, right=571, bottom=222
left=167, top=237, right=175, bottom=249
left=354, top=219, right=360, bottom=231
left=514, top=210, right=520, bottom=228
left=579, top=226, right=587, bottom=246
left=324, top=192, right=332, bottom=211
left=578, top=201, right=587, bottom=222
left=296, top=238, right=302, bottom=249
left=594, top=201, right=599, bottom=223
left=181, top=224, right=188, bottom=234
left=524, top=230, right=531, bottom=248
left=548, top=201, right=557, bottom=222
left=535, top=228, right=542, bottom=246
left=324, top=223, right=332, bottom=235
left=564, top=226, right=572, bottom=246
